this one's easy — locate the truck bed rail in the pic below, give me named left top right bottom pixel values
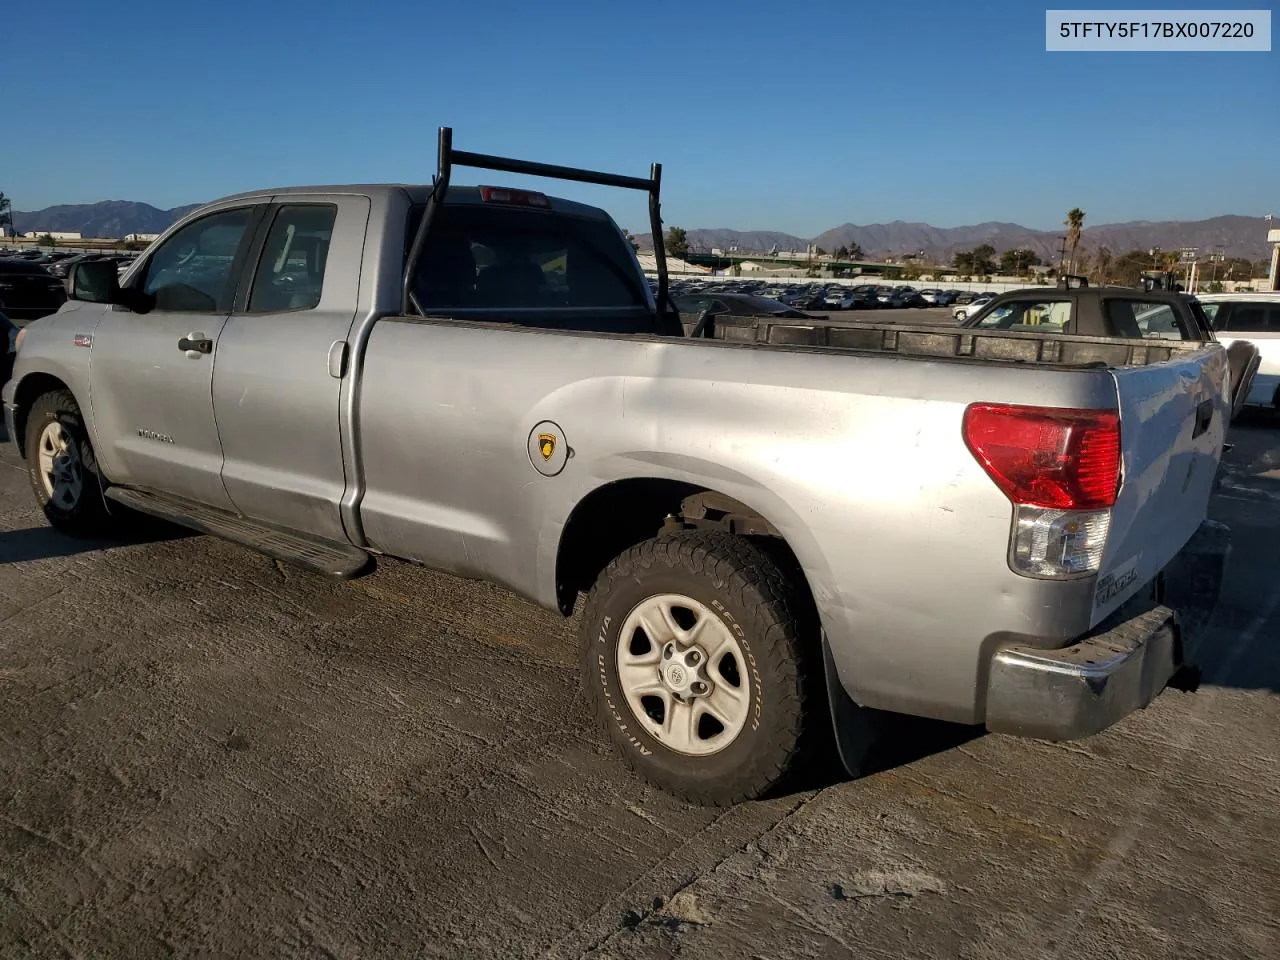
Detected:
left=683, top=316, right=1208, bottom=368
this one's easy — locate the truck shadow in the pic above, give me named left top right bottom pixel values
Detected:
left=0, top=523, right=191, bottom=565
left=788, top=712, right=984, bottom=795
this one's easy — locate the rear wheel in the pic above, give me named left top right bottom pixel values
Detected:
left=24, top=390, right=116, bottom=537
left=581, top=531, right=819, bottom=805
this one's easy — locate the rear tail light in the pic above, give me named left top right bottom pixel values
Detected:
left=479, top=186, right=550, bottom=208
left=963, top=403, right=1122, bottom=578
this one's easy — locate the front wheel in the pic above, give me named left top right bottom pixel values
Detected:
left=580, top=531, right=819, bottom=805
left=24, top=389, right=116, bottom=537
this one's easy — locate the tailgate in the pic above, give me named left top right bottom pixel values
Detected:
left=1093, top=345, right=1229, bottom=624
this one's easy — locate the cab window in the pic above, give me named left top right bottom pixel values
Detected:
left=142, top=208, right=255, bottom=312
left=247, top=204, right=337, bottom=313
left=1108, top=299, right=1191, bottom=340
left=974, top=300, right=1071, bottom=332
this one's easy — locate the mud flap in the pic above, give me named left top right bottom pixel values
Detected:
left=821, top=634, right=877, bottom=778
left=1161, top=518, right=1231, bottom=667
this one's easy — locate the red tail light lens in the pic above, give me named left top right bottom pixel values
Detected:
left=963, top=404, right=1121, bottom=509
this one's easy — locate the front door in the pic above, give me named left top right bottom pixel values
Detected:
left=88, top=204, right=264, bottom=509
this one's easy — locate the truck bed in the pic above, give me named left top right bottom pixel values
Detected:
left=683, top=315, right=1207, bottom=369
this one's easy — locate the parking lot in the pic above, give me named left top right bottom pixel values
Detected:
left=1, top=411, right=1278, bottom=959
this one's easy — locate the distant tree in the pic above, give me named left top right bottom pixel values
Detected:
left=1111, top=249, right=1155, bottom=286
left=0, top=191, right=14, bottom=237
left=121, top=239, right=148, bottom=251
left=956, top=243, right=996, bottom=276
left=1206, top=280, right=1224, bottom=293
left=816, top=246, right=827, bottom=257
left=835, top=244, right=849, bottom=260
left=663, top=226, right=689, bottom=260
left=1211, top=256, right=1262, bottom=281
left=622, top=229, right=640, bottom=253
left=1065, top=208, right=1086, bottom=274
left=1088, top=246, right=1112, bottom=283
left=999, top=248, right=1042, bottom=275
left=36, top=233, right=55, bottom=247
left=847, top=241, right=864, bottom=260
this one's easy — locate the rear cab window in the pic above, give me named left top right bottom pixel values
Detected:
left=1106, top=298, right=1193, bottom=341
left=973, top=299, right=1072, bottom=332
left=408, top=199, right=658, bottom=334
left=247, top=204, right=337, bottom=313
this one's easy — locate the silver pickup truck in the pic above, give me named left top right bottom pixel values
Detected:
left=3, top=131, right=1234, bottom=805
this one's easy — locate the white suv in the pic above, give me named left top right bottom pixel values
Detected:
left=1197, top=292, right=1280, bottom=411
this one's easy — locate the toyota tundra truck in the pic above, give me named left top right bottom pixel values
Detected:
left=3, top=130, right=1235, bottom=805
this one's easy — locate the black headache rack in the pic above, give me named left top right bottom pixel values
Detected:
left=402, top=126, right=680, bottom=330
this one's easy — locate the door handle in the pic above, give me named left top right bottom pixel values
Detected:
left=1192, top=398, right=1214, bottom=438
left=179, top=333, right=213, bottom=357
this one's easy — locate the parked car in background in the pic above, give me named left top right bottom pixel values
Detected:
left=1195, top=292, right=1280, bottom=412
left=0, top=306, right=17, bottom=391
left=0, top=258, right=69, bottom=321
left=675, top=292, right=816, bottom=320
left=954, top=293, right=995, bottom=320
left=47, top=253, right=100, bottom=279
left=841, top=289, right=881, bottom=309
left=888, top=288, right=928, bottom=308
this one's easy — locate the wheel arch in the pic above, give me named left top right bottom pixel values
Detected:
left=10, top=372, right=76, bottom=459
left=553, top=476, right=828, bottom=631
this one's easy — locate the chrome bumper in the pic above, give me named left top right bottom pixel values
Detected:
left=985, top=520, right=1229, bottom=741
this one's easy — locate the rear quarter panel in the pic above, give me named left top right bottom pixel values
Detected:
left=356, top=321, right=1121, bottom=723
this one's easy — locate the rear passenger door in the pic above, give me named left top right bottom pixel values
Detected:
left=211, top=195, right=370, bottom=542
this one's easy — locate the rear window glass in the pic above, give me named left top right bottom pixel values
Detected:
left=1109, top=299, right=1191, bottom=341
left=974, top=299, right=1071, bottom=332
left=409, top=204, right=649, bottom=313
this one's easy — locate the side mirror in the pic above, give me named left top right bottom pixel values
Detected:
left=68, top=259, right=122, bottom=305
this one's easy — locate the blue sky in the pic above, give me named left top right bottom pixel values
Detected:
left=5, top=0, right=1276, bottom=234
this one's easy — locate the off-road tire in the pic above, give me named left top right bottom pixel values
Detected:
left=581, top=531, right=820, bottom=805
left=24, top=389, right=116, bottom=537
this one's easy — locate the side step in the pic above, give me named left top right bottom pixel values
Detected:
left=105, top=487, right=373, bottom=579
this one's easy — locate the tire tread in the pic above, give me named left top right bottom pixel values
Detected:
left=581, top=530, right=819, bottom=805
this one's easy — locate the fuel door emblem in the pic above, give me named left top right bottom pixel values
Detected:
left=528, top=420, right=569, bottom=477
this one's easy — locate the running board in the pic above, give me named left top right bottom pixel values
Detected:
left=105, top=487, right=373, bottom=579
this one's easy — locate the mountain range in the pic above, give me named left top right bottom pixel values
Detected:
left=636, top=214, right=1274, bottom=262
left=11, top=201, right=1273, bottom=262
left=12, top=201, right=203, bottom=240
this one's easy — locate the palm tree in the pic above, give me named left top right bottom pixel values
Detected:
left=1064, top=208, right=1085, bottom=275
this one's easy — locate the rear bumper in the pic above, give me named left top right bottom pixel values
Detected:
left=985, top=520, right=1229, bottom=740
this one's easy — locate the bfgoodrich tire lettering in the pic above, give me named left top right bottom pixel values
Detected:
left=580, top=531, right=818, bottom=805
